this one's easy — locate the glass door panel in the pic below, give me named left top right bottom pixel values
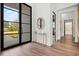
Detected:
left=21, top=4, right=31, bottom=43
left=22, top=4, right=30, bottom=15
left=22, top=24, right=30, bottom=32
left=22, top=14, right=30, bottom=23
left=22, top=33, right=30, bottom=42
left=3, top=3, right=19, bottom=48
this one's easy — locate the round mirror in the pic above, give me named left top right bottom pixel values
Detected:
left=37, top=17, right=44, bottom=29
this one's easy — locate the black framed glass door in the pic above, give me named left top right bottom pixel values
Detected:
left=1, top=3, right=32, bottom=50
left=21, top=4, right=31, bottom=43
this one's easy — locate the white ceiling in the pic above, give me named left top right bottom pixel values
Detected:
left=51, top=3, right=78, bottom=11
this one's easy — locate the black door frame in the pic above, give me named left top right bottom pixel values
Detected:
left=1, top=3, right=32, bottom=51
left=64, top=19, right=73, bottom=38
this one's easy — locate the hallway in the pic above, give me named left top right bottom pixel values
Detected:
left=60, top=35, right=74, bottom=46
left=0, top=36, right=79, bottom=56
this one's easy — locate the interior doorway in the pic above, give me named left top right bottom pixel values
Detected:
left=64, top=20, right=73, bottom=37
left=61, top=19, right=74, bottom=45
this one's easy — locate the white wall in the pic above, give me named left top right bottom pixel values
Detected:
left=28, top=3, right=53, bottom=46
left=35, top=3, right=53, bottom=46
left=27, top=3, right=36, bottom=42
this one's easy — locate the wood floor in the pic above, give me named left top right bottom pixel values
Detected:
left=0, top=35, right=79, bottom=56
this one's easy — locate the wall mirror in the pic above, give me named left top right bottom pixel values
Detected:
left=37, top=17, right=44, bottom=29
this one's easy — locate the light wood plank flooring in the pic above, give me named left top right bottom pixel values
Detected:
left=0, top=35, right=79, bottom=56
